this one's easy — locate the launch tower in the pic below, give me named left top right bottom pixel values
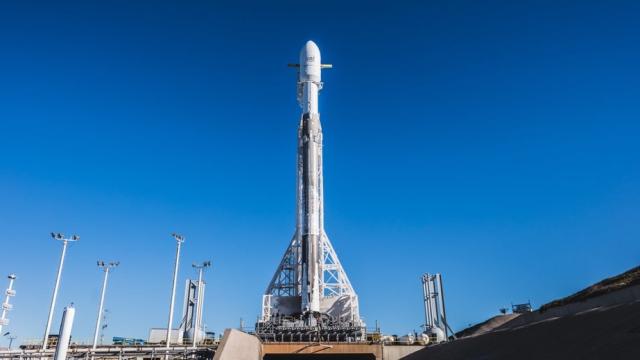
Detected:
left=256, top=41, right=364, bottom=342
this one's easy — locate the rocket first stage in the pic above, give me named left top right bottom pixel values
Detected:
left=257, top=41, right=364, bottom=341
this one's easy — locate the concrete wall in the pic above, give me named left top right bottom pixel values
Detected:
left=213, top=329, right=261, bottom=360
left=382, top=345, right=425, bottom=360
left=262, top=342, right=382, bottom=358
left=262, top=342, right=426, bottom=359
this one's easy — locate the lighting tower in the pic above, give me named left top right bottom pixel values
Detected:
left=166, top=233, right=185, bottom=353
left=0, top=274, right=17, bottom=335
left=92, top=261, right=119, bottom=352
left=191, top=261, right=211, bottom=348
left=43, top=233, right=79, bottom=350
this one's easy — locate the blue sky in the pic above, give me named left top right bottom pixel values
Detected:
left=1, top=0, right=639, bottom=344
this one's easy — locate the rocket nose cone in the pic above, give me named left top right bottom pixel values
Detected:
left=300, top=40, right=321, bottom=82
left=300, top=40, right=321, bottom=65
left=303, top=40, right=320, bottom=55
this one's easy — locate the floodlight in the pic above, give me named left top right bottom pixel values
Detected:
left=171, top=233, right=185, bottom=242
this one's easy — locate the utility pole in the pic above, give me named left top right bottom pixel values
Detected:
left=191, top=261, right=211, bottom=349
left=43, top=233, right=79, bottom=350
left=0, top=274, right=17, bottom=335
left=92, top=261, right=119, bottom=353
left=166, top=233, right=185, bottom=358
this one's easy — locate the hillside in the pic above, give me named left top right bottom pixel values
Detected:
left=406, top=265, right=640, bottom=359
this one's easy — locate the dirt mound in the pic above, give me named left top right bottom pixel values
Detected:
left=407, top=266, right=640, bottom=359
left=404, top=301, right=640, bottom=360
left=456, top=314, right=520, bottom=338
left=540, top=266, right=640, bottom=312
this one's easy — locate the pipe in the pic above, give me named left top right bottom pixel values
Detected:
left=192, top=268, right=203, bottom=349
left=437, top=273, right=449, bottom=339
left=53, top=305, right=75, bottom=360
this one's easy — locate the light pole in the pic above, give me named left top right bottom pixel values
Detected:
left=166, top=233, right=185, bottom=355
left=100, top=309, right=109, bottom=346
left=92, top=261, right=119, bottom=353
left=191, top=261, right=211, bottom=349
left=3, top=332, right=16, bottom=350
left=0, top=274, right=17, bottom=335
left=43, top=233, right=79, bottom=350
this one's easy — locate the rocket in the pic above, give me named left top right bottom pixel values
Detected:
left=262, top=41, right=361, bottom=330
left=293, top=41, right=332, bottom=314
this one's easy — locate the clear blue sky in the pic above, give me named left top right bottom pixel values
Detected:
left=1, top=0, right=639, bottom=344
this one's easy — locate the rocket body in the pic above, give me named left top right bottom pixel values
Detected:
left=296, top=41, right=324, bottom=314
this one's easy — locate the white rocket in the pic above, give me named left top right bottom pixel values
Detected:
left=296, top=40, right=327, bottom=313
left=263, top=41, right=361, bottom=326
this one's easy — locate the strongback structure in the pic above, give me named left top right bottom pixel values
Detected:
left=256, top=41, right=364, bottom=341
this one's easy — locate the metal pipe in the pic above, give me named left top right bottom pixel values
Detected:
left=166, top=234, right=184, bottom=355
left=437, top=273, right=449, bottom=339
left=53, top=305, right=75, bottom=360
left=432, top=275, right=441, bottom=329
left=421, top=275, right=430, bottom=330
left=431, top=277, right=438, bottom=328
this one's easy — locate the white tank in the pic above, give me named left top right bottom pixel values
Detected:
left=398, top=333, right=415, bottom=344
left=380, top=335, right=396, bottom=344
left=417, top=332, right=430, bottom=345
left=424, top=326, right=446, bottom=344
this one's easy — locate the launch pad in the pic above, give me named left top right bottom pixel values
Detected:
left=255, top=312, right=364, bottom=342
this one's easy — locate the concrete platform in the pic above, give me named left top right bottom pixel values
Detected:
left=213, top=329, right=261, bottom=360
left=214, top=330, right=425, bottom=360
left=263, top=342, right=381, bottom=359
left=263, top=343, right=425, bottom=360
